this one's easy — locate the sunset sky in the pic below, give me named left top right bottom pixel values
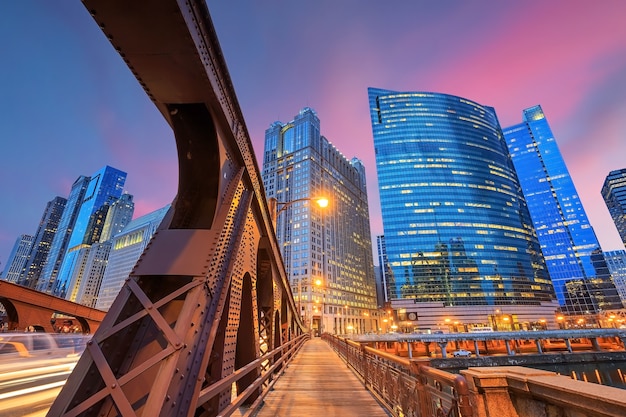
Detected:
left=1, top=1, right=626, bottom=267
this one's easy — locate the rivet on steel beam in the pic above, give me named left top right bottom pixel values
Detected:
left=111, top=384, right=116, bottom=389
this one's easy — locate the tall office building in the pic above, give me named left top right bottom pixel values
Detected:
left=604, top=250, right=626, bottom=307
left=504, top=105, right=622, bottom=313
left=262, top=107, right=378, bottom=335
left=100, top=193, right=135, bottom=242
left=602, top=169, right=626, bottom=247
left=18, top=197, right=67, bottom=288
left=0, top=235, right=34, bottom=283
left=376, top=235, right=391, bottom=306
left=37, top=175, right=90, bottom=293
left=74, top=241, right=113, bottom=307
left=96, top=205, right=170, bottom=311
left=368, top=89, right=557, bottom=331
left=68, top=193, right=134, bottom=306
left=51, top=165, right=127, bottom=298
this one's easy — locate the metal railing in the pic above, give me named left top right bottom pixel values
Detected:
left=200, top=333, right=309, bottom=417
left=323, top=334, right=473, bottom=417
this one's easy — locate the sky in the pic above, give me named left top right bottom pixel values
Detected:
left=1, top=1, right=626, bottom=268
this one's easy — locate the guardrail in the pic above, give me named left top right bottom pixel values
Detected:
left=323, top=334, right=473, bottom=417
left=198, top=333, right=309, bottom=417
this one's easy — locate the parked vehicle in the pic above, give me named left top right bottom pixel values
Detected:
left=452, top=349, right=472, bottom=357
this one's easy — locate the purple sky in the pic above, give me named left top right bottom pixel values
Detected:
left=2, top=1, right=626, bottom=268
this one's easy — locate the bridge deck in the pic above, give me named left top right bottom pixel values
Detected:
left=254, top=338, right=389, bottom=417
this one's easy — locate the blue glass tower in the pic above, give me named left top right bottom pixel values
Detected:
left=368, top=89, right=555, bottom=320
left=37, top=175, right=90, bottom=293
left=602, top=169, right=626, bottom=247
left=52, top=165, right=127, bottom=298
left=503, top=106, right=622, bottom=313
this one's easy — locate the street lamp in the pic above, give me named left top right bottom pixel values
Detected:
left=269, top=196, right=329, bottom=226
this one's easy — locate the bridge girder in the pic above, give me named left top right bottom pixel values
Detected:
left=47, top=1, right=303, bottom=416
left=0, top=280, right=105, bottom=333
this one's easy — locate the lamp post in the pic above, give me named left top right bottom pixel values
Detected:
left=269, top=196, right=328, bottom=226
left=269, top=196, right=329, bottom=331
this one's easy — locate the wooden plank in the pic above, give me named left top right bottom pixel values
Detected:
left=254, top=338, right=390, bottom=417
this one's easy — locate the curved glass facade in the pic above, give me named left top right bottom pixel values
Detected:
left=368, top=88, right=554, bottom=307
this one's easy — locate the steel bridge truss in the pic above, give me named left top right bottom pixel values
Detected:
left=47, top=1, right=305, bottom=416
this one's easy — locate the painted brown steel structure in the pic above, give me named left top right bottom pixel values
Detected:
left=0, top=280, right=105, bottom=333
left=47, top=1, right=304, bottom=416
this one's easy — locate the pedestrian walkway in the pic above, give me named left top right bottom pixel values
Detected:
left=254, top=337, right=390, bottom=417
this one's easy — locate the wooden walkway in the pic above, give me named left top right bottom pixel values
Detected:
left=254, top=337, right=390, bottom=417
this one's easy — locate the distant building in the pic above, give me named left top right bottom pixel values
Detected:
left=602, top=169, right=626, bottom=248
left=504, top=105, right=622, bottom=313
left=95, top=205, right=169, bottom=311
left=74, top=241, right=112, bottom=307
left=19, top=196, right=66, bottom=288
left=1, top=234, right=34, bottom=283
left=37, top=175, right=90, bottom=293
left=368, top=89, right=557, bottom=331
left=376, top=235, right=391, bottom=306
left=66, top=193, right=135, bottom=306
left=262, top=107, right=378, bottom=335
left=53, top=165, right=127, bottom=298
left=604, top=250, right=626, bottom=307
left=100, top=193, right=135, bottom=242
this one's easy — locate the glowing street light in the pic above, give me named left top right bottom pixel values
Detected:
left=269, top=196, right=329, bottom=225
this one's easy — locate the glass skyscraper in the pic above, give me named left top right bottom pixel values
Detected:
left=37, top=175, right=90, bottom=293
left=262, top=107, right=378, bottom=335
left=604, top=250, right=626, bottom=307
left=368, top=89, right=556, bottom=330
left=503, top=105, right=622, bottom=313
left=602, top=169, right=626, bottom=247
left=50, top=165, right=127, bottom=298
left=18, top=196, right=66, bottom=288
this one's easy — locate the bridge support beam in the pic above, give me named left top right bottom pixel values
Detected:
left=590, top=337, right=601, bottom=351
left=438, top=342, right=448, bottom=358
left=473, top=340, right=481, bottom=357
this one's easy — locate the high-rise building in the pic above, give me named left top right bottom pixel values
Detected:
left=503, top=105, right=622, bottom=313
left=37, top=175, right=90, bottom=293
left=368, top=89, right=557, bottom=331
left=18, top=196, right=66, bottom=288
left=67, top=193, right=135, bottom=306
left=603, top=250, right=626, bottom=307
left=1, top=234, right=34, bottom=283
left=51, top=165, right=127, bottom=298
left=74, top=241, right=112, bottom=307
left=376, top=235, right=391, bottom=306
left=602, top=169, right=626, bottom=247
left=100, top=193, right=135, bottom=242
left=96, top=205, right=170, bottom=311
left=262, top=107, right=378, bottom=335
